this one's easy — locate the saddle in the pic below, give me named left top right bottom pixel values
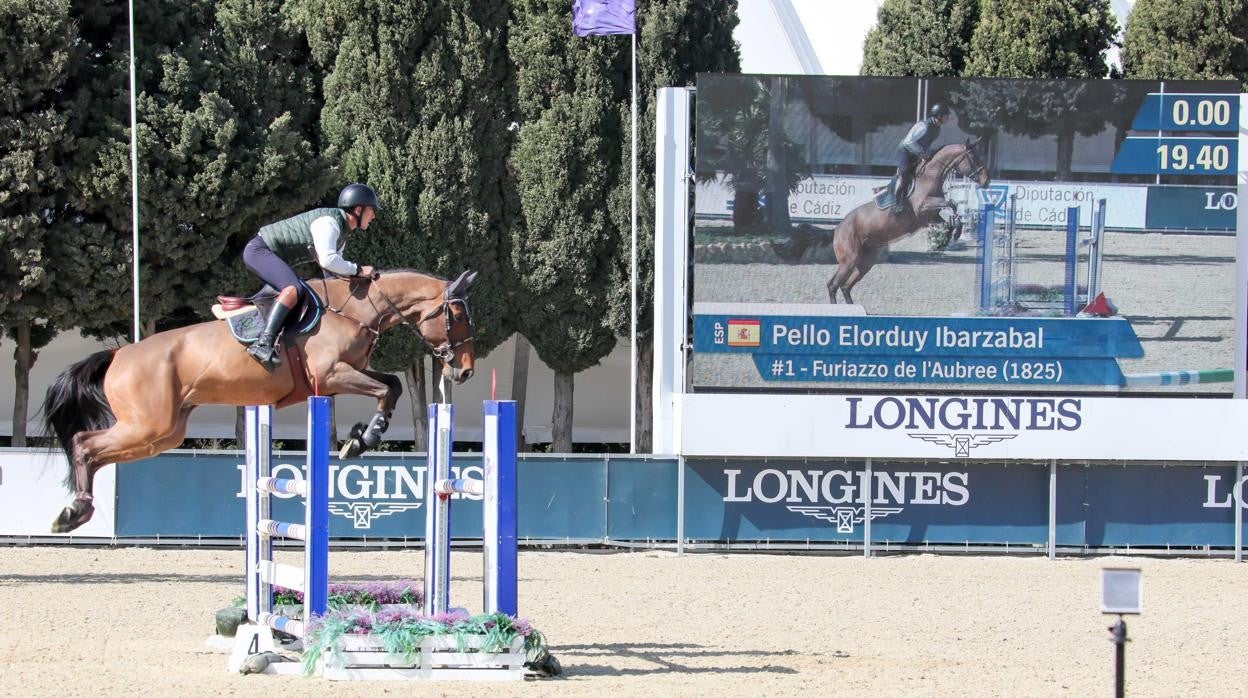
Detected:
left=873, top=175, right=915, bottom=211
left=211, top=280, right=323, bottom=346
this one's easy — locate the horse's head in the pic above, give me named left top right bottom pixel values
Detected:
left=421, top=270, right=477, bottom=384
left=953, top=137, right=990, bottom=187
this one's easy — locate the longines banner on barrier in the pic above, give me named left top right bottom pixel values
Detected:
left=683, top=460, right=1247, bottom=547
left=690, top=75, right=1241, bottom=396
left=4, top=450, right=1247, bottom=550
left=106, top=452, right=677, bottom=540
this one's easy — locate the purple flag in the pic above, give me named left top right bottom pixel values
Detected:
left=572, top=0, right=635, bottom=37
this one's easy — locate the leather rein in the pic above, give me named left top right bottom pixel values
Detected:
left=317, top=274, right=474, bottom=363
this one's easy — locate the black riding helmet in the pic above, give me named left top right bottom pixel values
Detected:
left=929, top=103, right=951, bottom=119
left=337, top=183, right=382, bottom=211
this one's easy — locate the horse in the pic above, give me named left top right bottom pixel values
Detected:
left=825, top=140, right=990, bottom=304
left=770, top=140, right=990, bottom=305
left=41, top=269, right=478, bottom=533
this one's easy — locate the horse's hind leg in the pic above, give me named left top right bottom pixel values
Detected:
left=53, top=409, right=192, bottom=533
left=840, top=247, right=885, bottom=304
left=827, top=263, right=854, bottom=303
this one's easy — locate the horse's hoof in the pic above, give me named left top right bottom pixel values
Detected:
left=526, top=648, right=563, bottom=677
left=50, top=510, right=73, bottom=534
left=339, top=439, right=363, bottom=460
left=51, top=505, right=89, bottom=534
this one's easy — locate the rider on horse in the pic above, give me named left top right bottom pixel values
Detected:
left=241, top=183, right=382, bottom=368
left=893, top=103, right=952, bottom=215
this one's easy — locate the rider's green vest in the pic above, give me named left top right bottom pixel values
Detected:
left=257, top=208, right=349, bottom=264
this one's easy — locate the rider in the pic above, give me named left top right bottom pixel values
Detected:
left=893, top=103, right=952, bottom=214
left=241, top=183, right=382, bottom=368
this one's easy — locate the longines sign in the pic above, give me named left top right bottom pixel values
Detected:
left=680, top=394, right=1248, bottom=460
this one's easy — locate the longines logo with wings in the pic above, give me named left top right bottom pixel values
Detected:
left=908, top=433, right=1016, bottom=457
left=329, top=502, right=423, bottom=529
left=788, top=506, right=904, bottom=533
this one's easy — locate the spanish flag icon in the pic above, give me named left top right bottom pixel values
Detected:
left=726, top=318, right=761, bottom=347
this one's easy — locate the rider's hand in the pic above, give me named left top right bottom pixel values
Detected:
left=357, top=265, right=379, bottom=280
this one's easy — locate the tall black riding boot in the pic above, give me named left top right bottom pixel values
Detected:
left=247, top=302, right=293, bottom=369
left=892, top=173, right=912, bottom=215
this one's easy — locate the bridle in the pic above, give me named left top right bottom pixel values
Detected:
left=941, top=145, right=988, bottom=183
left=403, top=292, right=475, bottom=363
left=319, top=274, right=475, bottom=363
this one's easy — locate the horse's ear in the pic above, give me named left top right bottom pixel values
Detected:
left=448, top=269, right=477, bottom=297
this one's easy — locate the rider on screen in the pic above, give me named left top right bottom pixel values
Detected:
left=893, top=103, right=952, bottom=214
left=241, top=183, right=382, bottom=369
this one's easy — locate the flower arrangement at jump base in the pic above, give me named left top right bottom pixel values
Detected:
left=269, top=580, right=424, bottom=609
left=300, top=607, right=546, bottom=676
left=232, top=581, right=553, bottom=678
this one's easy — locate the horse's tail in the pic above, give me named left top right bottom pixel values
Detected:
left=42, top=349, right=116, bottom=489
left=771, top=223, right=834, bottom=264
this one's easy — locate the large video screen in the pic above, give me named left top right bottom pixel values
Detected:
left=692, top=75, right=1241, bottom=394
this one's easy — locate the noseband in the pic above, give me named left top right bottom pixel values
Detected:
left=415, top=295, right=475, bottom=362
left=942, top=147, right=987, bottom=182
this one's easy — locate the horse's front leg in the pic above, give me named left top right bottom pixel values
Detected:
left=918, top=195, right=950, bottom=217
left=322, top=364, right=403, bottom=458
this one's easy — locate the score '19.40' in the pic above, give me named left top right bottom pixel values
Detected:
left=1156, top=142, right=1231, bottom=172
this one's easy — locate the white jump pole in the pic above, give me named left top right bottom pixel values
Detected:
left=424, top=401, right=518, bottom=617
left=243, top=397, right=329, bottom=635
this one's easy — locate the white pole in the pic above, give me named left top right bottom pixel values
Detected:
left=629, top=30, right=638, bottom=454
left=128, top=0, right=141, bottom=343
left=628, top=29, right=638, bottom=457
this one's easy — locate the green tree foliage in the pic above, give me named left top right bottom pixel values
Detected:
left=301, top=0, right=515, bottom=374
left=0, top=0, right=76, bottom=443
left=605, top=0, right=740, bottom=450
left=606, top=0, right=740, bottom=337
left=55, top=2, right=141, bottom=342
left=0, top=0, right=73, bottom=326
left=963, top=0, right=1118, bottom=79
left=80, top=0, right=329, bottom=338
left=957, top=0, right=1120, bottom=179
left=1121, top=0, right=1248, bottom=88
left=510, top=0, right=633, bottom=450
left=695, top=76, right=807, bottom=233
left=861, top=0, right=979, bottom=76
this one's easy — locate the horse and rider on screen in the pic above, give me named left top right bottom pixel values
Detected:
left=773, top=104, right=991, bottom=304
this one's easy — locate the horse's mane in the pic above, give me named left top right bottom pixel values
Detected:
left=379, top=268, right=447, bottom=283
left=919, top=141, right=980, bottom=178
left=312, top=269, right=447, bottom=285
left=934, top=142, right=969, bottom=156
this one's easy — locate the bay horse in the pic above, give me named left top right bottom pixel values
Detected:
left=771, top=140, right=990, bottom=304
left=826, top=140, right=989, bottom=303
left=41, top=269, right=478, bottom=533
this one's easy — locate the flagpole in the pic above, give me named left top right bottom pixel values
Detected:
left=128, top=0, right=141, bottom=343
left=629, top=28, right=638, bottom=454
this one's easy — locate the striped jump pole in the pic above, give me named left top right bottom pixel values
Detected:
left=977, top=199, right=1016, bottom=314
left=423, top=400, right=518, bottom=618
left=1121, top=369, right=1234, bottom=388
left=1064, top=199, right=1107, bottom=316
left=243, top=396, right=330, bottom=636
left=1064, top=206, right=1080, bottom=316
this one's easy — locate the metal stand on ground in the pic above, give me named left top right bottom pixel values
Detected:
left=1100, top=567, right=1139, bottom=698
left=1109, top=615, right=1127, bottom=698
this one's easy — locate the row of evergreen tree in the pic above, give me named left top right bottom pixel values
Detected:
left=4, top=0, right=1246, bottom=449
left=0, top=0, right=739, bottom=449
left=862, top=0, right=1248, bottom=84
